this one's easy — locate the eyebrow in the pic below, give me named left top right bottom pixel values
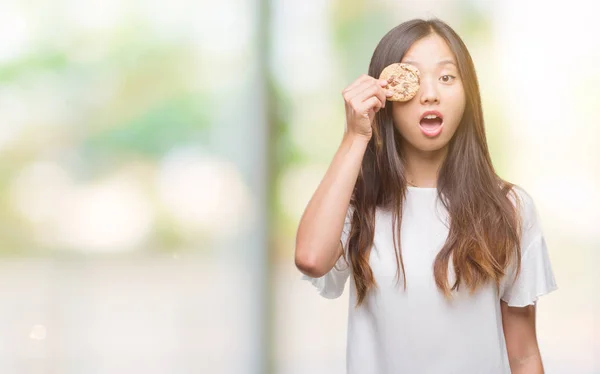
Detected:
left=402, top=59, right=457, bottom=67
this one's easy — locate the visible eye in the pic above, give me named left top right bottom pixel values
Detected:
left=440, top=75, right=456, bottom=83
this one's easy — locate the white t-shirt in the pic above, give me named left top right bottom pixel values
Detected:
left=302, top=186, right=558, bottom=374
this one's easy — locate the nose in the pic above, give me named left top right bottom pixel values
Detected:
left=419, top=77, right=440, bottom=105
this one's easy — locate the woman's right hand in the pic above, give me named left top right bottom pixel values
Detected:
left=342, top=74, right=392, bottom=141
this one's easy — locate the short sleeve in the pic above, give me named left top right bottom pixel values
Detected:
left=500, top=188, right=558, bottom=307
left=300, top=205, right=354, bottom=299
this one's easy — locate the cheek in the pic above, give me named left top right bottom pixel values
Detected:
left=446, top=87, right=466, bottom=121
left=391, top=102, right=417, bottom=127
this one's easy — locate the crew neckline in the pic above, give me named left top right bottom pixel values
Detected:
left=407, top=185, right=437, bottom=191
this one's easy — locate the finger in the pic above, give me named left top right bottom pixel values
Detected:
left=358, top=96, right=384, bottom=117
left=370, top=84, right=393, bottom=108
left=353, top=82, right=386, bottom=108
left=343, top=78, right=372, bottom=103
left=343, top=75, right=389, bottom=99
left=342, top=74, right=372, bottom=96
left=348, top=79, right=379, bottom=103
left=372, top=86, right=388, bottom=109
left=378, top=78, right=390, bottom=87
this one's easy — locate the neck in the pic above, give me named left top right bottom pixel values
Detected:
left=401, top=141, right=448, bottom=188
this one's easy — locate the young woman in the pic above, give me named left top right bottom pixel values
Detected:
left=295, top=19, right=558, bottom=374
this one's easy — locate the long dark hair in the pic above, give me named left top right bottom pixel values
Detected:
left=346, top=19, right=522, bottom=307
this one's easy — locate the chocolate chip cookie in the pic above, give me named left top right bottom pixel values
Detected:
left=379, top=63, right=420, bottom=102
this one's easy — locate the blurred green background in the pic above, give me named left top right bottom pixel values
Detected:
left=0, top=0, right=598, bottom=373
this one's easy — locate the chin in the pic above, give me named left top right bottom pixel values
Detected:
left=405, top=137, right=450, bottom=153
left=417, top=143, right=448, bottom=152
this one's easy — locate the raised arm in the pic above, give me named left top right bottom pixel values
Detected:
left=295, top=75, right=391, bottom=278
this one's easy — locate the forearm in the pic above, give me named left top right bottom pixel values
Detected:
left=295, top=133, right=369, bottom=276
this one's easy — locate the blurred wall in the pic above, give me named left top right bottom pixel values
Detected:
left=0, top=0, right=598, bottom=373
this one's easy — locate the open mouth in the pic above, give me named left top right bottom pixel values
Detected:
left=419, top=111, right=444, bottom=137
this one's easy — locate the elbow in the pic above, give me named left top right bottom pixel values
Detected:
left=294, top=245, right=327, bottom=278
left=508, top=353, right=543, bottom=374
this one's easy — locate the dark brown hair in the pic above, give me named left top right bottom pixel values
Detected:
left=346, top=18, right=523, bottom=307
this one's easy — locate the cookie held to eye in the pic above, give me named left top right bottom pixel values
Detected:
left=379, top=63, right=420, bottom=102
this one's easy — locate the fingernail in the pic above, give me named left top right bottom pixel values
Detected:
left=386, top=90, right=394, bottom=96
left=379, top=79, right=388, bottom=85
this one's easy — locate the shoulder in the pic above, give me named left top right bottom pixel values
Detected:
left=507, top=185, right=544, bottom=251
left=508, top=185, right=538, bottom=222
left=507, top=185, right=537, bottom=223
